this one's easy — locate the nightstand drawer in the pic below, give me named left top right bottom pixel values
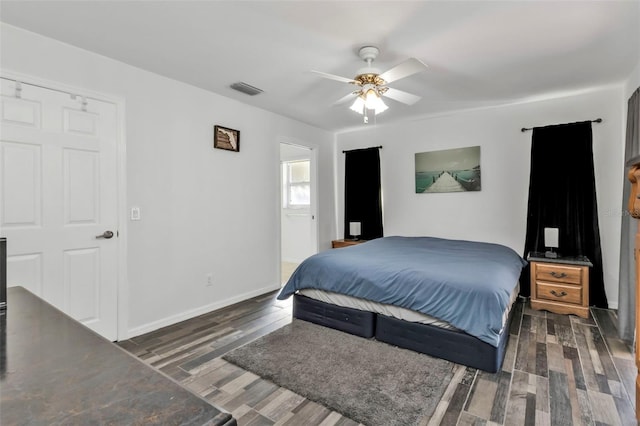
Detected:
left=535, top=264, right=582, bottom=285
left=536, top=281, right=582, bottom=305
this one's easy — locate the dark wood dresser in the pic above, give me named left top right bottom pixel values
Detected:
left=0, top=287, right=236, bottom=425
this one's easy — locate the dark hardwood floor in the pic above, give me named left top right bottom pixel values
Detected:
left=119, top=292, right=636, bottom=425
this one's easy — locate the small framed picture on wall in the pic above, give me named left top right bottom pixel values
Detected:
left=214, top=125, right=240, bottom=152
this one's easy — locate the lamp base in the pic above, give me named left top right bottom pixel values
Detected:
left=544, top=250, right=558, bottom=259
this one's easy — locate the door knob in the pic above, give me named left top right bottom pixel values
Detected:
left=96, top=230, right=114, bottom=239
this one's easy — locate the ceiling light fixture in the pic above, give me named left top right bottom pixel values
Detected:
left=349, top=88, right=388, bottom=116
left=312, top=45, right=428, bottom=124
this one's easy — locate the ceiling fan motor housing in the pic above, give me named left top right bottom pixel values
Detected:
left=355, top=46, right=384, bottom=76
left=358, top=46, right=379, bottom=63
left=353, top=74, right=386, bottom=87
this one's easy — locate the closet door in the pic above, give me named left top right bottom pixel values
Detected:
left=0, top=80, right=119, bottom=340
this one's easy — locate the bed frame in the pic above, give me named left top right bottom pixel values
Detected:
left=293, top=294, right=513, bottom=373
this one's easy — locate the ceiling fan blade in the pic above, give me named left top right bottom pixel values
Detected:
left=311, top=70, right=356, bottom=84
left=333, top=91, right=359, bottom=106
left=378, top=58, right=428, bottom=84
left=383, top=87, right=422, bottom=105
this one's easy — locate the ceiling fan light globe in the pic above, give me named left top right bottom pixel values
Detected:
left=374, top=99, right=388, bottom=114
left=350, top=96, right=365, bottom=114
left=363, top=89, right=388, bottom=114
left=363, top=89, right=379, bottom=107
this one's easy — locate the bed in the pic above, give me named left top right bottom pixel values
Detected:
left=277, top=236, right=527, bottom=373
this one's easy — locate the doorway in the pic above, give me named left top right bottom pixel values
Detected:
left=280, top=143, right=317, bottom=284
left=0, top=76, right=123, bottom=340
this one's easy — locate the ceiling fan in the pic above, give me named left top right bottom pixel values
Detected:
left=312, top=46, right=428, bottom=122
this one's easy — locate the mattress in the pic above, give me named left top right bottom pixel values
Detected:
left=299, top=281, right=520, bottom=334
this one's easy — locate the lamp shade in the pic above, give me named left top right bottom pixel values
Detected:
left=350, top=90, right=388, bottom=115
left=364, top=89, right=388, bottom=114
left=349, top=96, right=365, bottom=114
left=349, top=222, right=361, bottom=237
left=544, top=227, right=559, bottom=248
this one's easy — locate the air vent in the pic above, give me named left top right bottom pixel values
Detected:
left=230, top=82, right=263, bottom=96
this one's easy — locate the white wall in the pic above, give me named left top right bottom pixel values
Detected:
left=336, top=87, right=625, bottom=307
left=625, top=61, right=640, bottom=100
left=0, top=23, right=335, bottom=337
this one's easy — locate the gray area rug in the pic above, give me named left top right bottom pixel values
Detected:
left=223, top=319, right=456, bottom=426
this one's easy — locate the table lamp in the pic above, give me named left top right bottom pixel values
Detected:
left=544, top=227, right=559, bottom=259
left=349, top=222, right=361, bottom=241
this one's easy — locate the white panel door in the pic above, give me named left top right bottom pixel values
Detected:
left=280, top=143, right=318, bottom=264
left=0, top=80, right=119, bottom=340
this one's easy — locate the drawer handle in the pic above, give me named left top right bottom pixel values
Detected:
left=550, top=272, right=567, bottom=279
left=550, top=290, right=567, bottom=297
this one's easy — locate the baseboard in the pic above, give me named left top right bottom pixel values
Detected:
left=125, top=283, right=281, bottom=340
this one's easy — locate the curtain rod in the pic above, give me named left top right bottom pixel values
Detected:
left=342, top=146, right=383, bottom=153
left=521, top=118, right=602, bottom=132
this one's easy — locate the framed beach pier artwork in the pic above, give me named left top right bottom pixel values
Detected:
left=415, top=146, right=481, bottom=193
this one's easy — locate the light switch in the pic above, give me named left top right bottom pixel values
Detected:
left=130, top=207, right=141, bottom=221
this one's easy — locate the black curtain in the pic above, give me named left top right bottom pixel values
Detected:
left=344, top=147, right=383, bottom=240
left=521, top=121, right=608, bottom=308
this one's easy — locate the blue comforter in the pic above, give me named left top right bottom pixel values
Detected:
left=278, top=236, right=527, bottom=346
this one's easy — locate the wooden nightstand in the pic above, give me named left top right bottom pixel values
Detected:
left=331, top=239, right=367, bottom=249
left=528, top=252, right=592, bottom=318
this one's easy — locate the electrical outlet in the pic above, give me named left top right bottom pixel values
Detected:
left=206, top=273, right=213, bottom=287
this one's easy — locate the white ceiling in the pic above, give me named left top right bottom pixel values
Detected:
left=1, top=1, right=638, bottom=133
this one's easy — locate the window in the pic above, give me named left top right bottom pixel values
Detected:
left=282, top=160, right=310, bottom=208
